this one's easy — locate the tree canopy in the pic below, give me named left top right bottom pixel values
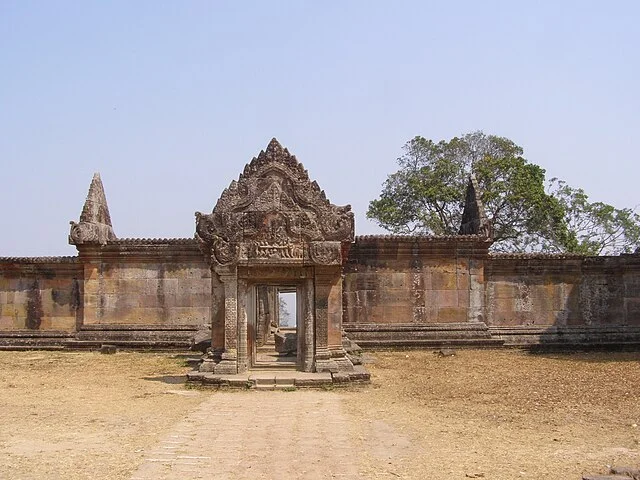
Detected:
left=367, top=131, right=640, bottom=255
left=542, top=179, right=640, bottom=255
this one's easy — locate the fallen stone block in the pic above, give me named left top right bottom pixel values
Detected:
left=274, top=331, right=297, bottom=354
left=437, top=348, right=456, bottom=357
left=610, top=467, right=640, bottom=479
left=583, top=475, right=635, bottom=480
left=100, top=344, right=117, bottom=354
left=190, top=327, right=212, bottom=353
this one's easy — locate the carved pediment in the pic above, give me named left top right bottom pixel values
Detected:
left=196, top=139, right=354, bottom=265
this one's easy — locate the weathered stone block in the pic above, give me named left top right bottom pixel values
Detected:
left=50, top=316, right=76, bottom=331
left=0, top=316, right=17, bottom=330
left=83, top=280, right=100, bottom=296
left=389, top=273, right=408, bottom=288
left=412, top=306, right=438, bottom=323
left=435, top=290, right=458, bottom=308
left=380, top=288, right=411, bottom=305
left=432, top=270, right=457, bottom=290
left=437, top=307, right=467, bottom=323
left=361, top=290, right=379, bottom=307
left=354, top=273, right=379, bottom=291
left=167, top=307, right=210, bottom=324
left=489, top=297, right=515, bottom=314
left=362, top=305, right=385, bottom=323
left=456, top=272, right=469, bottom=291
left=457, top=289, right=470, bottom=307
left=383, top=305, right=412, bottom=323
left=199, top=359, right=216, bottom=372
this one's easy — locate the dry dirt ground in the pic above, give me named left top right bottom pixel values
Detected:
left=0, top=349, right=638, bottom=479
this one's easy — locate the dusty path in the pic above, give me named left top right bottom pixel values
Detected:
left=130, top=390, right=364, bottom=480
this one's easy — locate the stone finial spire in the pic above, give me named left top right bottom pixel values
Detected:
left=69, top=173, right=116, bottom=246
left=80, top=173, right=113, bottom=225
left=458, top=174, right=492, bottom=237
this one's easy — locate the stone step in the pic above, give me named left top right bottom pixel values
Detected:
left=186, top=370, right=338, bottom=388
left=351, top=338, right=504, bottom=348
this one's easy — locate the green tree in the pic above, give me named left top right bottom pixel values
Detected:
left=543, top=179, right=640, bottom=255
left=278, top=295, right=292, bottom=327
left=367, top=131, right=570, bottom=252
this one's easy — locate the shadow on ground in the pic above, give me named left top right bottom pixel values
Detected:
left=142, top=375, right=186, bottom=384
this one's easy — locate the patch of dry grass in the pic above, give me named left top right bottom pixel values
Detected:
left=0, top=351, right=207, bottom=480
left=343, top=349, right=640, bottom=479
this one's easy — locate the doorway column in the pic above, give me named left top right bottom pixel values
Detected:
left=213, top=267, right=239, bottom=374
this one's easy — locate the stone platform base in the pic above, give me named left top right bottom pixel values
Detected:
left=0, top=325, right=198, bottom=350
left=344, top=322, right=504, bottom=349
left=186, top=366, right=370, bottom=389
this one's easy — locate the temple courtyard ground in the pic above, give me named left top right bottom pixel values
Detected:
left=0, top=349, right=638, bottom=479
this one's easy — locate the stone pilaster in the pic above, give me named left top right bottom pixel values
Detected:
left=468, top=258, right=486, bottom=323
left=236, top=278, right=248, bottom=373
left=211, top=268, right=238, bottom=374
left=315, top=266, right=353, bottom=373
left=301, top=277, right=315, bottom=372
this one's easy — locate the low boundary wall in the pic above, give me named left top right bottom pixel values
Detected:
left=2, top=236, right=639, bottom=350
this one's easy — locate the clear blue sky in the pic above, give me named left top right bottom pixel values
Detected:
left=1, top=1, right=638, bottom=256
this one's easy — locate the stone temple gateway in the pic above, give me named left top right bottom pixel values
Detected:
left=192, top=140, right=357, bottom=376
left=1, top=139, right=640, bottom=370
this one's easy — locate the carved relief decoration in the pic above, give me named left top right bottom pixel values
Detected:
left=309, top=242, right=342, bottom=265
left=196, top=139, right=354, bottom=265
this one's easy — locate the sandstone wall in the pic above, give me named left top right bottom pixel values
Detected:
left=342, top=237, right=640, bottom=348
left=0, top=239, right=211, bottom=348
left=81, top=256, right=210, bottom=326
left=485, top=253, right=640, bottom=346
left=2, top=235, right=639, bottom=350
left=0, top=258, right=81, bottom=332
left=343, top=236, right=489, bottom=324
left=341, top=236, right=499, bottom=347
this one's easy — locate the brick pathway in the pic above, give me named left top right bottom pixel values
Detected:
left=130, top=390, right=362, bottom=480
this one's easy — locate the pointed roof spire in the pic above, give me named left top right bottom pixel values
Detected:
left=264, top=137, right=285, bottom=158
left=79, top=173, right=113, bottom=226
left=458, top=174, right=492, bottom=237
left=69, top=172, right=116, bottom=246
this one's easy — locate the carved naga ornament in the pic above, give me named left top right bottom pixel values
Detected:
left=195, top=139, right=354, bottom=266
